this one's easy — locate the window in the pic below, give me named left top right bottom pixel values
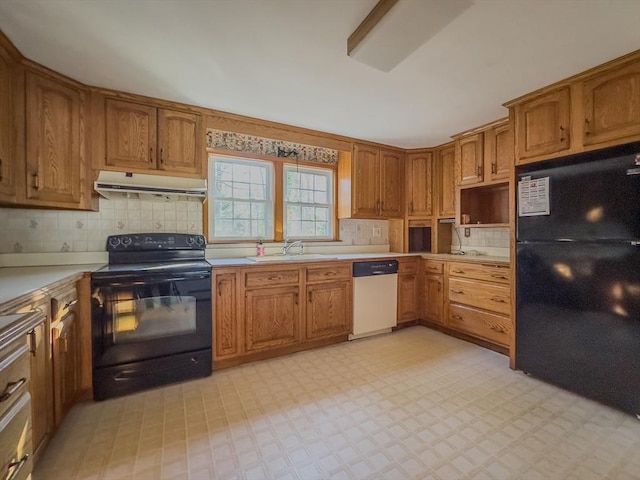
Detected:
left=208, top=155, right=335, bottom=242
left=284, top=165, right=333, bottom=239
left=209, top=157, right=274, bottom=240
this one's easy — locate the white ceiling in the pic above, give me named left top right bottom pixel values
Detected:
left=1, top=0, right=639, bottom=149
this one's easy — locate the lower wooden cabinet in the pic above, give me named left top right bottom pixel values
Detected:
left=423, top=274, right=444, bottom=325
left=27, top=320, right=51, bottom=458
left=397, top=258, right=420, bottom=323
left=212, top=262, right=353, bottom=365
left=447, top=303, right=511, bottom=347
left=305, top=281, right=351, bottom=340
left=51, top=311, right=78, bottom=427
left=245, top=286, right=300, bottom=352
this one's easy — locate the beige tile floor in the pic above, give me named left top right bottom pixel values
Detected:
left=34, top=327, right=640, bottom=480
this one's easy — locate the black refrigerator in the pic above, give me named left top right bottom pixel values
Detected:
left=516, top=142, right=640, bottom=416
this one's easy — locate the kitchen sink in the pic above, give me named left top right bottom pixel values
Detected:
left=246, top=253, right=337, bottom=262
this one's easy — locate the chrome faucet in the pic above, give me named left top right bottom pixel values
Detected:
left=283, top=239, right=304, bottom=255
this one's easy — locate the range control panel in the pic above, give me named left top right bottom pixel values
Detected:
left=106, top=233, right=206, bottom=251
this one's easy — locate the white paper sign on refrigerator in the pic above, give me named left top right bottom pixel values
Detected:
left=518, top=176, right=550, bottom=216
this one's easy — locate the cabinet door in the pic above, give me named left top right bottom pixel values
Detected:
left=406, top=152, right=433, bottom=217
left=380, top=149, right=404, bottom=217
left=52, top=313, right=78, bottom=427
left=213, top=271, right=241, bottom=359
left=105, top=99, right=157, bottom=170
left=456, top=134, right=483, bottom=185
left=158, top=109, right=202, bottom=175
left=484, top=123, right=512, bottom=182
left=423, top=275, right=444, bottom=325
left=583, top=61, right=640, bottom=146
left=305, top=281, right=351, bottom=339
left=25, top=72, right=83, bottom=206
left=514, top=87, right=571, bottom=162
left=0, top=45, right=15, bottom=200
left=352, top=144, right=380, bottom=217
left=245, top=286, right=300, bottom=352
left=438, top=145, right=456, bottom=217
left=27, top=321, right=51, bottom=457
left=397, top=274, right=419, bottom=323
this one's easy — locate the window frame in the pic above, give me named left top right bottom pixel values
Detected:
left=206, top=152, right=338, bottom=243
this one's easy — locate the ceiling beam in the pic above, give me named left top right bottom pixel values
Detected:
left=347, top=0, right=400, bottom=56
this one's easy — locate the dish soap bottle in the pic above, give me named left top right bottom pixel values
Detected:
left=257, top=240, right=265, bottom=257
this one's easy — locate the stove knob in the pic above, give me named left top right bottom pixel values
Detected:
left=186, top=236, right=195, bottom=245
left=121, top=236, right=132, bottom=247
left=108, top=236, right=120, bottom=248
left=195, top=236, right=205, bottom=246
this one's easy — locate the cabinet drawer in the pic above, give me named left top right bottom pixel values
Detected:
left=448, top=303, right=511, bottom=347
left=244, top=269, right=300, bottom=288
left=0, top=341, right=30, bottom=419
left=448, top=278, right=511, bottom=315
left=448, top=262, right=510, bottom=284
left=423, top=260, right=444, bottom=275
left=51, top=286, right=78, bottom=322
left=398, top=259, right=419, bottom=275
left=0, top=393, right=32, bottom=480
left=306, top=264, right=351, bottom=283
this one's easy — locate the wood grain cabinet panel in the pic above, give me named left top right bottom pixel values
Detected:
left=448, top=278, right=510, bottom=316
left=213, top=272, right=241, bottom=359
left=306, top=264, right=351, bottom=283
left=448, top=262, right=510, bottom=284
left=406, top=151, right=433, bottom=217
left=158, top=109, right=201, bottom=175
left=484, top=122, right=512, bottom=182
left=423, top=274, right=444, bottom=325
left=0, top=44, right=15, bottom=200
left=448, top=303, right=511, bottom=347
left=245, top=286, right=300, bottom=352
left=0, top=393, right=32, bottom=480
left=379, top=149, right=404, bottom=217
left=305, top=281, right=351, bottom=339
left=25, top=72, right=84, bottom=207
left=398, top=273, right=420, bottom=323
left=582, top=60, right=640, bottom=146
left=352, top=144, right=380, bottom=217
left=514, top=87, right=571, bottom=162
left=26, top=321, right=51, bottom=458
left=456, top=133, right=483, bottom=186
left=105, top=99, right=157, bottom=170
left=51, top=311, right=78, bottom=427
left=437, top=145, right=456, bottom=217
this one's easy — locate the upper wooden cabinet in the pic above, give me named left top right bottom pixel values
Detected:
left=455, top=133, right=484, bottom=186
left=513, top=87, right=571, bottom=162
left=0, top=41, right=16, bottom=202
left=406, top=150, right=434, bottom=217
left=105, top=98, right=203, bottom=176
left=436, top=144, right=455, bottom=217
left=343, top=144, right=404, bottom=219
left=507, top=50, right=640, bottom=165
left=25, top=71, right=89, bottom=209
left=484, top=121, right=512, bottom=182
left=582, top=59, right=640, bottom=146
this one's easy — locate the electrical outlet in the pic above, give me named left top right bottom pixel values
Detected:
left=373, top=226, right=381, bottom=237
left=464, top=228, right=471, bottom=238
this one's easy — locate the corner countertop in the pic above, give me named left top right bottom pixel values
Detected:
left=421, top=253, right=510, bottom=264
left=207, top=252, right=420, bottom=267
left=0, top=264, right=104, bottom=311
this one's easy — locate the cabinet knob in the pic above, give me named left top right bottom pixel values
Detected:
left=559, top=126, right=566, bottom=143
left=452, top=314, right=463, bottom=321
left=491, top=162, right=497, bottom=174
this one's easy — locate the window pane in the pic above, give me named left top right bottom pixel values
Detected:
left=314, top=190, right=327, bottom=204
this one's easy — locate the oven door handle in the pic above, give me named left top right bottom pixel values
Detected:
left=93, top=271, right=211, bottom=286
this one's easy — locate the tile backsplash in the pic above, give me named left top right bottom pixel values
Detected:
left=0, top=197, right=203, bottom=253
left=338, top=219, right=389, bottom=246
left=453, top=227, right=510, bottom=249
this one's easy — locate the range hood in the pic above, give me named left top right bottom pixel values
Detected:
left=94, top=171, right=207, bottom=201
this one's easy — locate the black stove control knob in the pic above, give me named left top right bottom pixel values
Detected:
left=186, top=236, right=195, bottom=246
left=121, top=236, right=133, bottom=247
left=108, top=236, right=120, bottom=248
left=195, top=236, right=205, bottom=247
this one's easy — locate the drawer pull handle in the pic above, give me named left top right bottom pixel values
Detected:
left=451, top=314, right=463, bottom=320
left=490, top=325, right=506, bottom=333
left=64, top=299, right=78, bottom=309
left=28, top=329, right=37, bottom=355
left=6, top=454, right=29, bottom=480
left=0, top=378, right=27, bottom=402
left=451, top=289, right=465, bottom=294
left=267, top=276, right=281, bottom=281
left=452, top=269, right=465, bottom=274
left=491, top=298, right=507, bottom=303
left=427, top=266, right=439, bottom=270
left=325, top=271, right=336, bottom=276
left=490, top=274, right=508, bottom=280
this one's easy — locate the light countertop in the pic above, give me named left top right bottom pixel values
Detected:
left=421, top=253, right=510, bottom=264
left=207, top=252, right=419, bottom=267
left=0, top=264, right=104, bottom=310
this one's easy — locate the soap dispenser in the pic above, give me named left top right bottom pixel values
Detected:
left=257, top=240, right=265, bottom=257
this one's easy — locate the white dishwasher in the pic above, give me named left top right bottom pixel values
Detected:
left=349, top=260, right=399, bottom=340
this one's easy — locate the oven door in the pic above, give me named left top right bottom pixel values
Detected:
left=91, top=269, right=211, bottom=369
